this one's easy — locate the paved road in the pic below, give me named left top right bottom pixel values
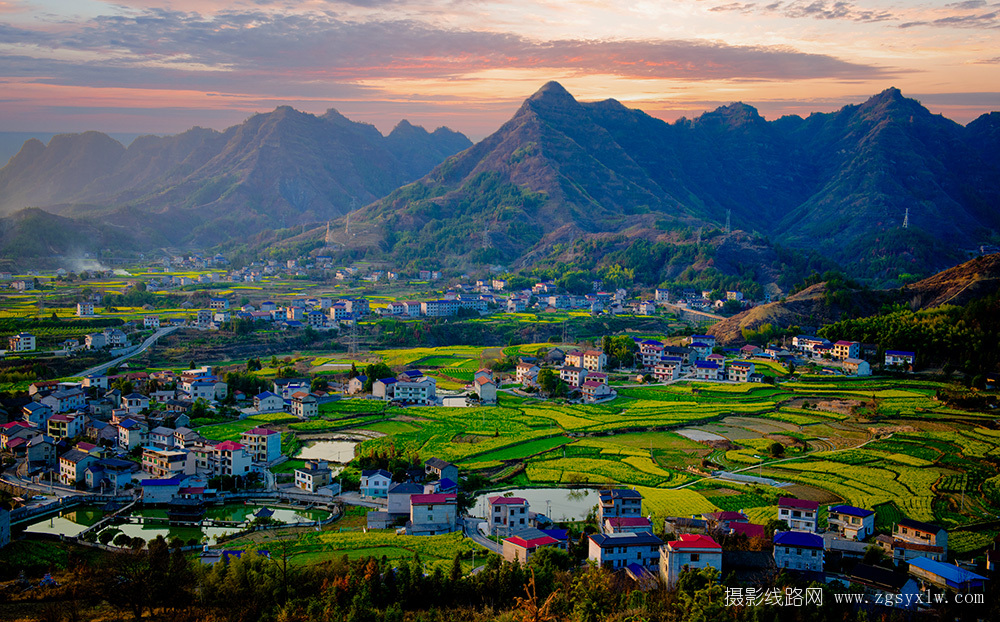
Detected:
left=76, top=325, right=179, bottom=377
left=462, top=517, right=502, bottom=554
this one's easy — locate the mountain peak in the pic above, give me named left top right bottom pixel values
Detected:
left=527, top=81, right=576, bottom=103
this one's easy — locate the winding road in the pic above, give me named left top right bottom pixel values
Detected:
left=76, top=325, right=180, bottom=377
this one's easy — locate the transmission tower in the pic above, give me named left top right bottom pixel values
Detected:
left=325, top=221, right=333, bottom=245
left=725, top=209, right=731, bottom=236
left=902, top=207, right=909, bottom=229
left=696, top=227, right=702, bottom=245
left=345, top=213, right=350, bottom=236
left=482, top=222, right=492, bottom=249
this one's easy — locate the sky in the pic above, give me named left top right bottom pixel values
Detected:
left=1, top=0, right=998, bottom=139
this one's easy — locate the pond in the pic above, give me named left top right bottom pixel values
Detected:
left=296, top=440, right=357, bottom=462
left=471, top=488, right=600, bottom=522
left=22, top=503, right=332, bottom=545
left=23, top=505, right=106, bottom=538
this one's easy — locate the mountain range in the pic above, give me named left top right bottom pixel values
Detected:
left=0, top=108, right=471, bottom=256
left=1, top=83, right=998, bottom=285
left=339, top=82, right=999, bottom=281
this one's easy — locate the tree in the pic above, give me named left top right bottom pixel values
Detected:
left=363, top=363, right=394, bottom=392
left=764, top=519, right=789, bottom=538
left=768, top=442, right=785, bottom=457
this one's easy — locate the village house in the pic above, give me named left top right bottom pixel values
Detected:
left=408, top=493, right=458, bottom=536
left=885, top=350, right=916, bottom=370
left=588, top=531, right=663, bottom=570
left=559, top=366, right=588, bottom=387
left=604, top=516, right=653, bottom=534
left=144, top=316, right=160, bottom=329
left=843, top=358, right=871, bottom=376
left=22, top=402, right=52, bottom=428
left=240, top=427, right=282, bottom=463
left=59, top=449, right=98, bottom=485
left=254, top=391, right=284, bottom=413
left=727, top=360, right=755, bottom=383
left=693, top=361, right=722, bottom=381
left=295, top=460, right=333, bottom=493
left=827, top=505, right=876, bottom=540
left=474, top=375, right=497, bottom=404
left=832, top=340, right=860, bottom=360
left=489, top=496, right=531, bottom=537
left=41, top=388, right=87, bottom=413
left=347, top=375, right=367, bottom=394
left=907, top=557, right=988, bottom=592
left=77, top=302, right=95, bottom=316
left=502, top=528, right=562, bottom=564
left=360, top=469, right=392, bottom=498
left=877, top=519, right=948, bottom=562
left=778, top=498, right=819, bottom=532
left=653, top=361, right=681, bottom=382
left=386, top=482, right=424, bottom=516
left=515, top=363, right=540, bottom=386
left=598, top=488, right=643, bottom=532
left=8, top=332, right=36, bottom=352
left=773, top=531, right=825, bottom=573
left=142, top=447, right=195, bottom=478
left=117, top=419, right=148, bottom=450
left=291, top=392, right=319, bottom=418
left=660, top=534, right=722, bottom=588
left=47, top=413, right=86, bottom=439
left=581, top=380, right=614, bottom=402
left=149, top=426, right=176, bottom=449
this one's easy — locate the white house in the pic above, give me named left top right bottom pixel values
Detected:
left=843, top=358, right=871, bottom=376
left=347, top=376, right=367, bottom=394
left=588, top=532, right=663, bottom=570
left=294, top=460, right=333, bottom=493
left=474, top=376, right=497, bottom=404
left=77, top=302, right=95, bottom=316
left=408, top=493, right=458, bottom=536
left=7, top=332, right=36, bottom=352
left=360, top=469, right=392, bottom=498
left=559, top=366, right=588, bottom=387
left=693, top=361, right=722, bottom=380
left=773, top=531, right=824, bottom=573
left=489, top=496, right=531, bottom=537
left=660, top=534, right=722, bottom=588
left=597, top=488, right=643, bottom=532
left=885, top=350, right=916, bottom=369
left=581, top=380, right=613, bottom=402
left=827, top=505, right=876, bottom=540
left=240, top=427, right=282, bottom=463
left=291, top=392, right=319, bottom=418
left=144, top=316, right=161, bottom=329
left=778, top=497, right=819, bottom=533
left=726, top=360, right=755, bottom=382
left=254, top=391, right=284, bottom=413
left=515, top=363, right=539, bottom=386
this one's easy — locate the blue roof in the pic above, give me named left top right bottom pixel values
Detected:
left=362, top=468, right=391, bottom=478
left=355, top=375, right=368, bottom=382
left=908, top=557, right=987, bottom=585
left=590, top=532, right=663, bottom=547
left=830, top=504, right=875, bottom=518
left=401, top=370, right=423, bottom=378
left=641, top=339, right=662, bottom=346
left=142, top=478, right=181, bottom=486
left=626, top=563, right=654, bottom=580
left=285, top=321, right=303, bottom=327
left=695, top=361, right=720, bottom=369
left=774, top=531, right=824, bottom=548
left=541, top=528, right=568, bottom=541
left=256, top=391, right=278, bottom=399
left=378, top=377, right=397, bottom=385
left=690, top=342, right=709, bottom=348
left=599, top=488, right=643, bottom=500
left=692, top=335, right=714, bottom=340
left=437, top=477, right=458, bottom=489
left=886, top=350, right=915, bottom=357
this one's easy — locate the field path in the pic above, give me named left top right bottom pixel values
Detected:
left=75, top=325, right=179, bottom=377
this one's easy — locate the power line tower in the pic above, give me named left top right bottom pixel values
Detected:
left=345, top=213, right=350, bottom=236
left=902, top=207, right=909, bottom=229
left=725, top=209, right=731, bottom=236
left=325, top=221, right=333, bottom=246
left=696, top=227, right=702, bottom=246
left=482, top=222, right=491, bottom=249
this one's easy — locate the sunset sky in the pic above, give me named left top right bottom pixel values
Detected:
left=1, top=0, right=998, bottom=139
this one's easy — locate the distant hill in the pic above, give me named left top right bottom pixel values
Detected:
left=0, top=109, right=472, bottom=250
left=708, top=253, right=1000, bottom=345
left=333, top=82, right=998, bottom=283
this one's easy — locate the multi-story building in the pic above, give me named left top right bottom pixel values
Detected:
left=502, top=528, right=562, bottom=564
left=47, top=413, right=86, bottom=439
left=727, top=360, right=755, bottom=383
left=559, top=366, right=588, bottom=387
left=8, top=332, right=36, bottom=352
left=588, top=532, right=663, bottom=570
left=291, top=392, right=319, bottom=417
left=778, top=498, right=819, bottom=533
left=142, top=447, right=194, bottom=478
left=832, top=340, right=860, bottom=360
left=693, top=361, right=722, bottom=380
left=425, top=457, right=459, bottom=483
left=827, top=505, right=876, bottom=540
left=660, top=534, right=722, bottom=588
left=361, top=469, right=392, bottom=498
left=210, top=441, right=252, bottom=477
left=877, top=519, right=948, bottom=562
left=77, top=302, right=95, bottom=316
left=409, top=493, right=458, bottom=536
left=59, top=449, right=98, bottom=485
left=144, top=316, right=160, bottom=329
left=516, top=363, right=540, bottom=385
left=392, top=376, right=436, bottom=404
left=295, top=460, right=333, bottom=492
left=885, top=350, right=916, bottom=369
left=598, top=489, right=643, bottom=533
left=773, top=531, right=825, bottom=573
left=254, top=391, right=284, bottom=412
left=489, top=496, right=531, bottom=537
left=241, top=427, right=282, bottom=463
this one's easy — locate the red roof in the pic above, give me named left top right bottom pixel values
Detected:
left=606, top=517, right=651, bottom=527
left=730, top=522, right=766, bottom=539
left=411, top=493, right=456, bottom=505
left=7, top=437, right=26, bottom=448
left=582, top=381, right=603, bottom=388
left=779, top=497, right=819, bottom=510
left=48, top=414, right=71, bottom=422
left=668, top=534, right=721, bottom=550
left=506, top=534, right=559, bottom=549
left=215, top=441, right=246, bottom=451
left=1, top=421, right=29, bottom=430
left=475, top=376, right=494, bottom=385
left=489, top=496, right=528, bottom=505
left=179, top=487, right=205, bottom=494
